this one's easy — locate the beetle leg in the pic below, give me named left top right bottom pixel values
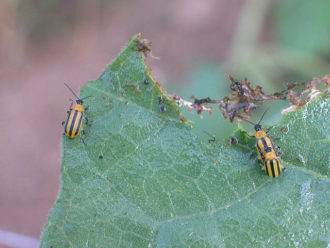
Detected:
left=276, top=146, right=282, bottom=156
left=81, top=130, right=87, bottom=146
left=82, top=112, right=92, bottom=127
left=269, top=138, right=281, bottom=156
left=265, top=126, right=273, bottom=133
left=81, top=137, right=87, bottom=146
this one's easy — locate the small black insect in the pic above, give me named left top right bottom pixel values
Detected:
left=144, top=78, right=149, bottom=84
left=203, top=130, right=216, bottom=143
left=159, top=96, right=166, bottom=112
left=229, top=136, right=238, bottom=145
left=160, top=104, right=166, bottom=112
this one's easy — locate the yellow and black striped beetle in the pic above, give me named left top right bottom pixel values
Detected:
left=246, top=109, right=285, bottom=178
left=62, top=83, right=90, bottom=144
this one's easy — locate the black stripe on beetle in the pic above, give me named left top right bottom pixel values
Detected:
left=69, top=110, right=79, bottom=137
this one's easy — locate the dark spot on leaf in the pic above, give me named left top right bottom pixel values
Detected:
left=229, top=136, right=238, bottom=145
left=160, top=104, right=166, bottom=112
left=144, top=78, right=149, bottom=84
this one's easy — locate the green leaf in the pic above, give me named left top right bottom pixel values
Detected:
left=41, top=35, right=329, bottom=248
left=272, top=93, right=329, bottom=177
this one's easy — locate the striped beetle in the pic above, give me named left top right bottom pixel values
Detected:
left=246, top=109, right=285, bottom=178
left=62, top=83, right=90, bottom=145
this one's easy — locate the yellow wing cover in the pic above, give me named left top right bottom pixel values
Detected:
left=64, top=109, right=84, bottom=138
left=264, top=158, right=284, bottom=178
left=256, top=137, right=277, bottom=161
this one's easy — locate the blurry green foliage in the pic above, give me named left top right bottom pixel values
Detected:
left=275, top=0, right=330, bottom=53
left=235, top=0, right=330, bottom=84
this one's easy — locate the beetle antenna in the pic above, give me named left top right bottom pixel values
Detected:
left=257, top=107, right=270, bottom=125
left=81, top=96, right=92, bottom=100
left=203, top=130, right=216, bottom=143
left=64, top=83, right=80, bottom=100
left=203, top=130, right=214, bottom=138
left=244, top=119, right=255, bottom=126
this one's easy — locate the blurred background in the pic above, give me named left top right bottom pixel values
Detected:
left=0, top=0, right=329, bottom=246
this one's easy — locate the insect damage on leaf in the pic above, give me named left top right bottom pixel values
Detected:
left=169, top=73, right=329, bottom=123
left=218, top=73, right=329, bottom=121
left=124, top=83, right=141, bottom=93
left=132, top=34, right=329, bottom=124
left=165, top=94, right=215, bottom=119
left=135, top=34, right=159, bottom=60
left=219, top=73, right=283, bottom=122
left=280, top=75, right=329, bottom=114
left=132, top=34, right=188, bottom=123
